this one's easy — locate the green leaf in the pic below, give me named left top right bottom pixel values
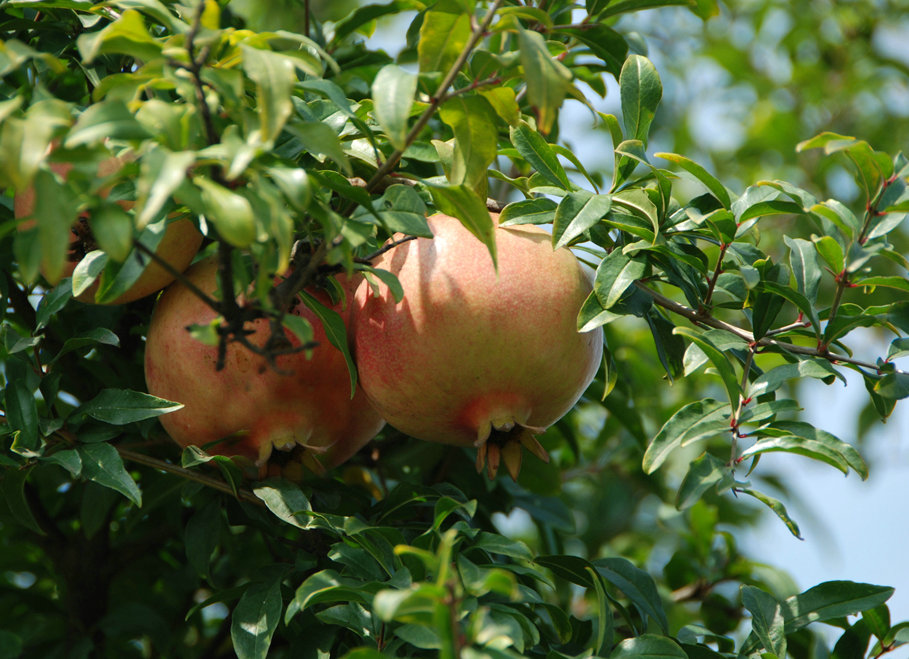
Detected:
left=552, top=190, right=611, bottom=249
left=85, top=217, right=172, bottom=304
left=676, top=452, right=735, bottom=509
left=4, top=380, right=40, bottom=453
left=619, top=55, right=662, bottom=144
left=88, top=202, right=134, bottom=262
left=643, top=399, right=728, bottom=473
left=535, top=554, right=596, bottom=589
left=499, top=198, right=558, bottom=226
left=66, top=99, right=151, bottom=147
left=185, top=500, right=221, bottom=579
left=300, top=292, right=358, bottom=397
left=853, top=275, right=909, bottom=293
left=268, top=166, right=311, bottom=212
left=339, top=649, right=387, bottom=659
left=742, top=421, right=867, bottom=479
left=194, top=176, right=256, bottom=247
left=875, top=373, right=909, bottom=400
left=608, top=634, right=687, bottom=659
left=742, top=586, right=788, bottom=658
left=358, top=267, right=405, bottom=305
left=673, top=327, right=741, bottom=407
left=783, top=581, right=894, bottom=632
left=429, top=184, right=497, bottom=267
left=748, top=359, right=844, bottom=398
left=517, top=26, right=573, bottom=135
left=288, top=570, right=369, bottom=621
left=331, top=0, right=418, bottom=44
left=0, top=467, right=45, bottom=535
left=0, top=630, right=23, bottom=659
left=656, top=152, right=731, bottom=209
left=560, top=24, right=628, bottom=77
left=75, top=388, right=183, bottom=425
left=593, top=249, right=647, bottom=309
left=439, top=96, right=498, bottom=198
left=77, top=9, right=164, bottom=63
left=810, top=199, right=862, bottom=239
left=814, top=235, right=846, bottom=273
left=242, top=46, right=296, bottom=144
left=231, top=577, right=284, bottom=659
left=253, top=479, right=313, bottom=529
left=510, top=122, right=572, bottom=190
left=372, top=64, right=417, bottom=151
left=594, top=557, right=668, bottom=633
left=370, top=184, right=432, bottom=237
left=784, top=236, right=821, bottom=303
left=598, top=0, right=713, bottom=20
left=796, top=131, right=857, bottom=152
left=418, top=0, right=471, bottom=75
left=288, top=121, right=352, bottom=174
left=31, top=168, right=80, bottom=285
left=78, top=443, right=142, bottom=507
left=738, top=488, right=801, bottom=539
left=586, top=567, right=614, bottom=655
left=51, top=328, right=120, bottom=363
left=886, top=337, right=909, bottom=361
left=135, top=149, right=196, bottom=229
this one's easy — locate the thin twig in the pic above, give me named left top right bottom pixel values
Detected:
left=635, top=282, right=905, bottom=375
left=361, top=0, right=505, bottom=194
left=132, top=239, right=220, bottom=312
left=116, top=446, right=264, bottom=506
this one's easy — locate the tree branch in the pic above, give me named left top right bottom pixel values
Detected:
left=635, top=282, right=905, bottom=375
left=362, top=0, right=504, bottom=194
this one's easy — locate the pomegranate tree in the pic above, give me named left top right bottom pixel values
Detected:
left=144, top=258, right=385, bottom=474
left=351, top=213, right=604, bottom=478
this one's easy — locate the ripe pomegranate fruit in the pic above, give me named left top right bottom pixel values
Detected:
left=14, top=152, right=202, bottom=305
left=144, top=258, right=385, bottom=474
left=351, top=213, right=603, bottom=479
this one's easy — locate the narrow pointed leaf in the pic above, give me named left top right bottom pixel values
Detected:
left=439, top=96, right=498, bottom=197
left=742, top=586, right=788, bottom=658
left=372, top=64, right=417, bottom=150
left=738, top=488, right=801, bottom=539
left=300, top=292, right=358, bottom=397
left=517, top=26, right=572, bottom=134
left=676, top=452, right=734, bottom=509
left=594, top=557, right=668, bottom=633
left=242, top=46, right=296, bottom=143
left=510, top=122, right=572, bottom=189
left=552, top=190, right=611, bottom=248
left=608, top=634, right=687, bottom=659
left=643, top=399, right=728, bottom=473
left=429, top=184, right=496, bottom=268
left=231, top=577, right=283, bottom=659
left=742, top=422, right=868, bottom=479
left=594, top=249, right=646, bottom=309
left=673, top=327, right=741, bottom=407
left=619, top=54, right=662, bottom=144
left=657, top=152, right=731, bottom=209
left=418, top=1, right=470, bottom=75
left=78, top=443, right=142, bottom=507
left=76, top=389, right=183, bottom=425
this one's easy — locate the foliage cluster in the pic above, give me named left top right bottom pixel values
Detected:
left=1, top=1, right=908, bottom=658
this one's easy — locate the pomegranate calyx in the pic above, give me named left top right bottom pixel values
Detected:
left=473, top=421, right=549, bottom=480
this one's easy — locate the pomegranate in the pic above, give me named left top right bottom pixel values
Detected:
left=14, top=152, right=203, bottom=305
left=350, top=213, right=603, bottom=479
left=144, top=258, right=385, bottom=474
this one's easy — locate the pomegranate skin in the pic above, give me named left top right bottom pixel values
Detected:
left=351, top=213, right=603, bottom=455
left=144, top=258, right=385, bottom=471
